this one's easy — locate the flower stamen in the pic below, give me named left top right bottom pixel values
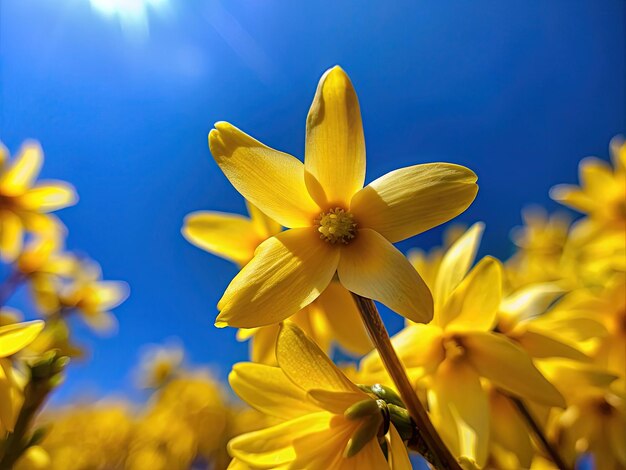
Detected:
left=315, top=208, right=357, bottom=244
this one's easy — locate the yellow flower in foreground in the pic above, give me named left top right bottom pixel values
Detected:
left=210, top=66, right=478, bottom=328
left=183, top=202, right=371, bottom=360
left=0, top=141, right=77, bottom=261
left=228, top=323, right=411, bottom=469
left=551, top=136, right=626, bottom=230
left=362, top=224, right=565, bottom=466
left=0, top=320, right=44, bottom=432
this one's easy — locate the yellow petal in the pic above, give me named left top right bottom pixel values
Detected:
left=441, top=256, right=502, bottom=331
left=0, top=361, right=16, bottom=431
left=549, top=186, right=590, bottom=211
left=81, top=310, right=118, bottom=335
left=463, top=331, right=565, bottom=407
left=304, top=66, right=366, bottom=207
left=228, top=411, right=333, bottom=468
left=337, top=229, right=433, bottom=323
left=247, top=325, right=280, bottom=365
left=610, top=135, right=626, bottom=172
left=535, top=358, right=617, bottom=394
left=0, top=320, right=44, bottom=357
left=182, top=211, right=262, bottom=265
left=387, top=425, right=412, bottom=470
left=0, top=141, right=42, bottom=196
left=515, top=329, right=589, bottom=361
left=17, top=182, right=77, bottom=212
left=307, top=389, right=367, bottom=414
left=247, top=202, right=282, bottom=239
left=84, top=281, right=129, bottom=311
left=0, top=210, right=23, bottom=262
left=216, top=228, right=339, bottom=328
left=209, top=122, right=320, bottom=228
left=312, top=282, right=373, bottom=356
left=337, top=438, right=389, bottom=470
left=362, top=323, right=443, bottom=377
left=350, top=163, right=478, bottom=243
left=229, top=363, right=319, bottom=419
left=433, top=222, right=484, bottom=312
left=499, top=283, right=564, bottom=322
left=489, top=390, right=533, bottom=469
left=429, top=358, right=489, bottom=466
left=578, top=157, right=616, bottom=198
left=276, top=322, right=360, bottom=394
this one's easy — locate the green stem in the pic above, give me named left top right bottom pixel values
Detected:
left=0, top=377, right=52, bottom=468
left=0, top=354, right=67, bottom=469
left=352, top=294, right=461, bottom=470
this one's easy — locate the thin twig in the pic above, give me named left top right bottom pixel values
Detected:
left=508, top=395, right=570, bottom=470
left=351, top=293, right=461, bottom=470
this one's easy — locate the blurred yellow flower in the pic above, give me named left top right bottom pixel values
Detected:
left=209, top=66, right=478, bottom=328
left=0, top=320, right=44, bottom=433
left=228, top=323, right=411, bottom=469
left=135, top=342, right=185, bottom=389
left=551, top=136, right=626, bottom=231
left=33, top=256, right=128, bottom=335
left=184, top=202, right=371, bottom=361
left=0, top=141, right=77, bottom=262
left=538, top=359, right=625, bottom=469
left=363, top=224, right=564, bottom=466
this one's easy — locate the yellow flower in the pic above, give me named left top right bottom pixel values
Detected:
left=228, top=323, right=411, bottom=469
left=209, top=66, right=478, bottom=328
left=36, top=401, right=135, bottom=470
left=362, top=224, right=564, bottom=466
left=551, top=136, right=626, bottom=231
left=0, top=141, right=77, bottom=262
left=538, top=359, right=625, bottom=469
left=184, top=202, right=371, bottom=360
left=135, top=342, right=185, bottom=389
left=0, top=320, right=44, bottom=432
left=36, top=257, right=129, bottom=334
left=150, top=371, right=228, bottom=460
left=497, top=282, right=592, bottom=362
left=407, top=223, right=467, bottom=294
left=505, top=207, right=571, bottom=288
left=541, top=275, right=626, bottom=378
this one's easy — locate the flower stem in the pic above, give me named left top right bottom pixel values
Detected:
left=351, top=294, right=461, bottom=470
left=0, top=353, right=67, bottom=469
left=508, top=395, right=570, bottom=470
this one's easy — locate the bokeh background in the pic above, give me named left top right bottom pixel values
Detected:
left=1, top=0, right=624, bottom=403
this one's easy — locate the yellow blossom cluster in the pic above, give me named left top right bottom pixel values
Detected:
left=181, top=67, right=625, bottom=469
left=0, top=67, right=623, bottom=470
left=0, top=142, right=128, bottom=467
left=15, top=346, right=269, bottom=470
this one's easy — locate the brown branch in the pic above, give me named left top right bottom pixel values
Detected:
left=508, top=394, right=570, bottom=470
left=352, top=294, right=461, bottom=470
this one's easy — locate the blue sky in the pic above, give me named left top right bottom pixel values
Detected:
left=0, top=0, right=624, bottom=402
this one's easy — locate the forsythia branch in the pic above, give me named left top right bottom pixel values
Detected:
left=507, top=394, right=570, bottom=470
left=0, top=353, right=68, bottom=469
left=351, top=293, right=462, bottom=470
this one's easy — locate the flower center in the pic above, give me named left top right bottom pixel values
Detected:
left=315, top=208, right=357, bottom=244
left=443, top=336, right=466, bottom=361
